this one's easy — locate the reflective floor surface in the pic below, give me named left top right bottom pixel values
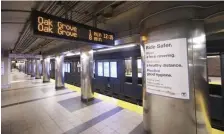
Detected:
left=1, top=70, right=224, bottom=134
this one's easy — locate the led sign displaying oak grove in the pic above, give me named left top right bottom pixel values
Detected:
left=31, top=10, right=115, bottom=46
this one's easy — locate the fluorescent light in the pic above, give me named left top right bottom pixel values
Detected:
left=54, top=44, right=137, bottom=57
left=95, top=44, right=137, bottom=52
left=188, top=34, right=206, bottom=44
left=114, top=40, right=119, bottom=45
left=65, top=52, right=80, bottom=57
left=66, top=53, right=76, bottom=57
left=49, top=56, right=55, bottom=59
left=193, top=34, right=206, bottom=44
left=207, top=55, right=219, bottom=58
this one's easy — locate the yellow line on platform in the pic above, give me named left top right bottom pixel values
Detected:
left=209, top=82, right=222, bottom=85
left=213, top=129, right=224, bottom=134
left=58, top=80, right=223, bottom=134
left=63, top=82, right=143, bottom=114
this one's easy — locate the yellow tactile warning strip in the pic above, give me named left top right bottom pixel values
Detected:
left=209, top=82, right=221, bottom=85
left=63, top=82, right=143, bottom=114
left=52, top=79, right=224, bottom=134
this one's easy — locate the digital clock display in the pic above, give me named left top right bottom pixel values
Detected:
left=31, top=10, right=115, bottom=46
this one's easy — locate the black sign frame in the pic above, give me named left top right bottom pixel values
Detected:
left=31, top=10, right=115, bottom=46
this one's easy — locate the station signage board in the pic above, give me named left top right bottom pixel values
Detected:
left=145, top=38, right=189, bottom=99
left=31, top=10, right=115, bottom=46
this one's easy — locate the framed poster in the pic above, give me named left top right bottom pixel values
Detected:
left=145, top=38, right=189, bottom=99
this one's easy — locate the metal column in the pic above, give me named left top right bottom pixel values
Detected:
left=40, top=60, right=43, bottom=76
left=31, top=59, right=36, bottom=77
left=27, top=60, right=32, bottom=75
left=35, top=59, right=41, bottom=79
left=55, top=54, right=65, bottom=90
left=1, top=51, right=11, bottom=89
left=141, top=20, right=211, bottom=134
left=80, top=45, right=94, bottom=102
left=220, top=53, right=224, bottom=128
left=25, top=61, right=27, bottom=74
left=43, top=57, right=50, bottom=83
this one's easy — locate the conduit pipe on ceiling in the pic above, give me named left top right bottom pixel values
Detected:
left=139, top=4, right=220, bottom=26
left=83, top=1, right=118, bottom=24
left=60, top=1, right=80, bottom=18
left=121, top=10, right=224, bottom=38
left=204, top=10, right=224, bottom=20
left=1, top=21, right=26, bottom=24
left=1, top=9, right=31, bottom=13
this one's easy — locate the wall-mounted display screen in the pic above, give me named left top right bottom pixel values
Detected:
left=103, top=62, right=109, bottom=77
left=31, top=10, right=115, bottom=46
left=110, top=62, right=117, bottom=78
left=98, top=62, right=103, bottom=76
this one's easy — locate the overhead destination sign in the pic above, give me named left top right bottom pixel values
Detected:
left=31, top=10, right=115, bottom=46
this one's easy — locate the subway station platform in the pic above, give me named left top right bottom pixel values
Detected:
left=2, top=70, right=224, bottom=134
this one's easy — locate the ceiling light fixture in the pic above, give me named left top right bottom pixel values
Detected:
left=95, top=44, right=137, bottom=52
left=65, top=52, right=80, bottom=57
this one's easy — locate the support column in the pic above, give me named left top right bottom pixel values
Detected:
left=27, top=60, right=32, bottom=75
left=80, top=46, right=94, bottom=102
left=55, top=54, right=64, bottom=90
left=220, top=53, right=224, bottom=128
left=43, top=57, right=50, bottom=83
left=1, top=50, right=11, bottom=89
left=35, top=59, right=41, bottom=79
left=19, top=64, right=21, bottom=72
left=31, top=59, right=36, bottom=77
left=25, top=61, right=28, bottom=74
left=21, top=63, right=24, bottom=73
left=40, top=60, right=43, bottom=76
left=141, top=20, right=211, bottom=134
left=24, top=61, right=27, bottom=74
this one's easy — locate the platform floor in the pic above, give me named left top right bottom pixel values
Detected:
left=1, top=70, right=224, bottom=134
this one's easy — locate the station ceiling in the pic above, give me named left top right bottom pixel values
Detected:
left=2, top=1, right=224, bottom=55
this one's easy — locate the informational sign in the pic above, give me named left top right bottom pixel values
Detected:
left=145, top=38, right=189, bottom=99
left=1, top=61, right=4, bottom=75
left=31, top=10, right=115, bottom=46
